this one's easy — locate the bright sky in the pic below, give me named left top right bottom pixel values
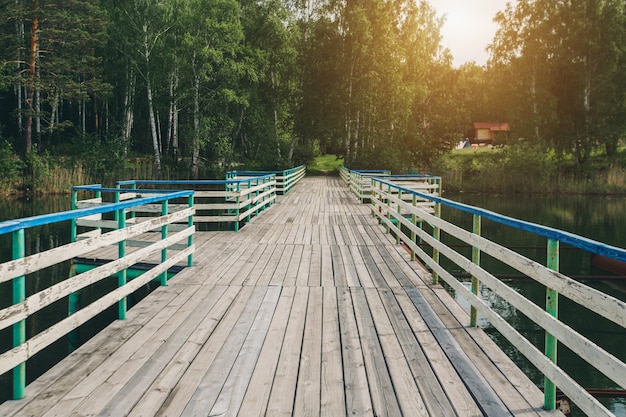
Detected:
left=429, top=0, right=513, bottom=67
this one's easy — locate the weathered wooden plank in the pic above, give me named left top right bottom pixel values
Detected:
left=208, top=286, right=281, bottom=417
left=124, top=285, right=242, bottom=417
left=295, top=245, right=312, bottom=287
left=405, top=286, right=514, bottom=416
left=282, top=245, right=304, bottom=287
left=420, top=284, right=549, bottom=417
left=308, top=244, right=322, bottom=287
left=220, top=243, right=268, bottom=286
left=364, top=287, right=429, bottom=416
left=39, top=283, right=200, bottom=417
left=392, top=289, right=483, bottom=416
left=181, top=286, right=268, bottom=415
left=377, top=287, right=459, bottom=416
left=151, top=286, right=253, bottom=417
left=294, top=286, right=323, bottom=417
left=339, top=245, right=361, bottom=287
left=347, top=245, right=371, bottom=288
left=256, top=244, right=286, bottom=286
left=0, top=286, right=180, bottom=417
left=238, top=286, right=296, bottom=416
left=329, top=245, right=348, bottom=288
left=351, top=287, right=403, bottom=417
left=91, top=284, right=230, bottom=416
left=320, top=244, right=334, bottom=288
left=269, top=244, right=294, bottom=286
left=265, top=287, right=309, bottom=416
left=337, top=288, right=374, bottom=417
left=320, top=287, right=346, bottom=417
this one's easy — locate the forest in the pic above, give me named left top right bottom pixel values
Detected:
left=1, top=0, right=626, bottom=193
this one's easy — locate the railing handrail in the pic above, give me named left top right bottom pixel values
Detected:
left=370, top=176, right=626, bottom=416
left=373, top=177, right=626, bottom=262
left=0, top=189, right=193, bottom=236
left=1, top=188, right=195, bottom=400
left=227, top=164, right=306, bottom=177
left=117, top=175, right=275, bottom=187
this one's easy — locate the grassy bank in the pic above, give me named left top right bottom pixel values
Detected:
left=433, top=144, right=626, bottom=195
left=307, top=154, right=343, bottom=175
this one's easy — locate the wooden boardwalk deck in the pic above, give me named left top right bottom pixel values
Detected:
left=0, top=176, right=561, bottom=417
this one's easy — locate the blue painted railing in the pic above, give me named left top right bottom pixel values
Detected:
left=116, top=176, right=276, bottom=231
left=227, top=164, right=306, bottom=195
left=371, top=176, right=626, bottom=417
left=0, top=188, right=195, bottom=400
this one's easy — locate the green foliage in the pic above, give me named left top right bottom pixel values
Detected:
left=307, top=154, right=344, bottom=176
left=0, top=141, right=24, bottom=194
left=437, top=143, right=626, bottom=194
left=24, top=148, right=51, bottom=193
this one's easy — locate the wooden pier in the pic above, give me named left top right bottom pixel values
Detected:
left=0, top=176, right=560, bottom=417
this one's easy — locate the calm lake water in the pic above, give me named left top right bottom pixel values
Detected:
left=1, top=192, right=625, bottom=415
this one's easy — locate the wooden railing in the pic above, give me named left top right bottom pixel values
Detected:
left=0, top=188, right=195, bottom=399
left=339, top=166, right=392, bottom=202
left=227, top=165, right=306, bottom=195
left=371, top=177, right=626, bottom=417
left=117, top=175, right=276, bottom=231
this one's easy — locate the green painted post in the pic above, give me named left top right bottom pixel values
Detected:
left=470, top=214, right=481, bottom=327
left=396, top=189, right=402, bottom=244
left=71, top=189, right=78, bottom=243
left=386, top=184, right=391, bottom=233
left=118, top=205, right=127, bottom=320
left=130, top=182, right=136, bottom=221
left=255, top=178, right=260, bottom=216
left=160, top=200, right=169, bottom=286
left=247, top=180, right=252, bottom=222
left=187, top=194, right=194, bottom=267
left=12, top=229, right=25, bottom=400
left=544, top=238, right=559, bottom=410
left=432, top=201, right=441, bottom=284
left=235, top=182, right=241, bottom=231
left=410, top=194, right=417, bottom=261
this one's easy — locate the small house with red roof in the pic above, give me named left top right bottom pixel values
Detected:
left=471, top=122, right=509, bottom=145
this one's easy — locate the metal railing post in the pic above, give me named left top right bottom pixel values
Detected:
left=544, top=238, right=559, bottom=410
left=470, top=214, right=481, bottom=327
left=71, top=189, right=78, bottom=243
left=188, top=194, right=194, bottom=267
left=411, top=194, right=417, bottom=261
left=432, top=201, right=441, bottom=284
left=117, top=200, right=127, bottom=320
left=235, top=182, right=241, bottom=231
left=12, top=229, right=25, bottom=399
left=396, top=189, right=402, bottom=244
left=161, top=200, right=169, bottom=286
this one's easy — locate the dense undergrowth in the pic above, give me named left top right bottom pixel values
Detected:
left=433, top=144, right=626, bottom=195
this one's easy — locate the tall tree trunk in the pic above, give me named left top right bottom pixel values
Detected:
left=142, top=23, right=161, bottom=177
left=191, top=76, right=200, bottom=179
left=123, top=68, right=136, bottom=156
left=24, top=0, right=40, bottom=154
left=167, top=69, right=178, bottom=153
left=270, top=71, right=282, bottom=161
left=48, top=88, right=60, bottom=144
left=147, top=75, right=162, bottom=177
left=15, top=5, right=24, bottom=138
